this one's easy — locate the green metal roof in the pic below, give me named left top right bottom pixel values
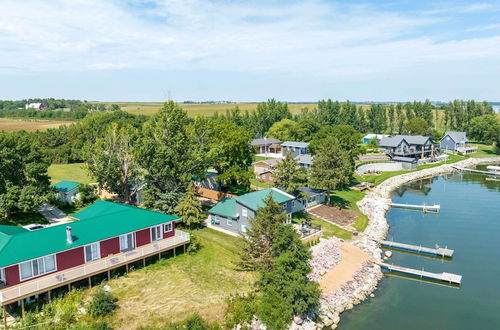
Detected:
left=208, top=198, right=237, bottom=218
left=51, top=180, right=81, bottom=193
left=235, top=188, right=294, bottom=211
left=0, top=201, right=179, bottom=268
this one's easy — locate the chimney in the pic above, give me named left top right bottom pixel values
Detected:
left=66, top=226, right=73, bottom=244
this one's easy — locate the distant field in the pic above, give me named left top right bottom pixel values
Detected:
left=96, top=102, right=317, bottom=117
left=0, top=118, right=72, bottom=132
left=47, top=163, right=94, bottom=184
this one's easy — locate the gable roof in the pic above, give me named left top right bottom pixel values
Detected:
left=281, top=141, right=309, bottom=148
left=252, top=158, right=281, bottom=167
left=380, top=135, right=432, bottom=147
left=251, top=137, right=281, bottom=146
left=442, top=131, right=468, bottom=143
left=51, top=180, right=81, bottom=193
left=0, top=201, right=179, bottom=268
left=235, top=188, right=294, bottom=211
left=208, top=197, right=237, bottom=218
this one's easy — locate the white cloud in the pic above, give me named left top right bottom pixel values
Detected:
left=0, top=0, right=499, bottom=91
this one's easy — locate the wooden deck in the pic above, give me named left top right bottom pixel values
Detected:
left=389, top=203, right=440, bottom=213
left=0, top=231, right=190, bottom=306
left=379, top=263, right=462, bottom=285
left=381, top=240, right=454, bottom=257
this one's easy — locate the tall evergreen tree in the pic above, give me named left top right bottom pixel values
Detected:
left=176, top=184, right=205, bottom=229
left=273, top=153, right=307, bottom=196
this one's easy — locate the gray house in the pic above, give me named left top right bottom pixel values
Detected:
left=440, top=132, right=475, bottom=154
left=295, top=153, right=314, bottom=169
left=379, top=135, right=436, bottom=160
left=282, top=141, right=309, bottom=158
left=208, top=188, right=296, bottom=235
left=296, top=187, right=328, bottom=208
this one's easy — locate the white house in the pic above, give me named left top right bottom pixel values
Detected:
left=51, top=181, right=81, bottom=204
left=25, top=103, right=44, bottom=111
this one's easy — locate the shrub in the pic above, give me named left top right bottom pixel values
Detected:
left=87, top=291, right=117, bottom=317
left=186, top=234, right=201, bottom=254
left=72, top=320, right=112, bottom=330
left=161, top=313, right=221, bottom=330
left=224, top=293, right=258, bottom=329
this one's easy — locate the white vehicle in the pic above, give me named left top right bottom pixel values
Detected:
left=22, top=224, right=46, bottom=231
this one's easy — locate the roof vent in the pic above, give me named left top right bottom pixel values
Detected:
left=66, top=226, right=73, bottom=244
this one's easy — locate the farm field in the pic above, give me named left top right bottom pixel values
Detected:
left=96, top=102, right=317, bottom=117
left=47, top=163, right=94, bottom=184
left=0, top=118, right=72, bottom=132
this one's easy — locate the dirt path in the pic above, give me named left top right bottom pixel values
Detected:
left=320, top=242, right=371, bottom=293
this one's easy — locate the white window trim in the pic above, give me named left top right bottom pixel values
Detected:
left=242, top=208, right=248, bottom=217
left=0, top=267, right=5, bottom=283
left=119, top=233, right=136, bottom=252
left=164, top=222, right=173, bottom=233
left=227, top=218, right=233, bottom=226
left=19, top=254, right=57, bottom=281
left=84, top=242, right=101, bottom=263
left=151, top=225, right=162, bottom=242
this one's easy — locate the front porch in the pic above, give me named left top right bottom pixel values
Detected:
left=0, top=231, right=190, bottom=309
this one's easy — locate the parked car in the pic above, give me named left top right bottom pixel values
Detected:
left=22, top=224, right=46, bottom=231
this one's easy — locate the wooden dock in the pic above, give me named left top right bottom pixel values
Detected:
left=379, top=263, right=462, bottom=285
left=380, top=240, right=454, bottom=257
left=451, top=165, right=500, bottom=176
left=388, top=203, right=440, bottom=213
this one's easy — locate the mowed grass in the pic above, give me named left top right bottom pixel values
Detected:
left=292, top=212, right=352, bottom=240
left=0, top=118, right=73, bottom=132
left=470, top=143, right=499, bottom=158
left=96, top=102, right=316, bottom=117
left=47, top=163, right=94, bottom=184
left=109, top=228, right=255, bottom=328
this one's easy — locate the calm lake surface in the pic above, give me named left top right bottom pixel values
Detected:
left=339, top=167, right=500, bottom=329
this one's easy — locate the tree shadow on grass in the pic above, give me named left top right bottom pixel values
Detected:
left=329, top=195, right=350, bottom=209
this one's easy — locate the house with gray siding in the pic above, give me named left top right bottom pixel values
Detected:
left=281, top=141, right=309, bottom=158
left=440, top=131, right=475, bottom=154
left=208, top=188, right=297, bottom=235
left=379, top=135, right=436, bottom=160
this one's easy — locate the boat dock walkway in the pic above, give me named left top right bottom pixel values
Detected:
left=451, top=165, right=500, bottom=176
left=379, top=263, right=462, bottom=285
left=380, top=240, right=454, bottom=257
left=388, top=203, right=440, bottom=212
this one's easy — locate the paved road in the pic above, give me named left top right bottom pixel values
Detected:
left=38, top=203, right=71, bottom=226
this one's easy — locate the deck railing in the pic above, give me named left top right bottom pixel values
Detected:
left=0, top=231, right=190, bottom=304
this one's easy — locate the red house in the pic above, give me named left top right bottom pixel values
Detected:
left=0, top=201, right=189, bottom=315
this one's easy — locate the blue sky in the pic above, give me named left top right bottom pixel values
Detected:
left=1, top=0, right=500, bottom=102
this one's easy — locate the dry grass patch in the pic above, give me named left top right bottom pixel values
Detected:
left=109, top=228, right=255, bottom=329
left=0, top=118, right=72, bottom=132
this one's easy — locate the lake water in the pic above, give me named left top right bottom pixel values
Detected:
left=338, top=167, right=500, bottom=329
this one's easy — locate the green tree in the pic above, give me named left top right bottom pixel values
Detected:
left=267, top=119, right=301, bottom=141
left=84, top=123, right=139, bottom=203
left=273, top=153, right=307, bottom=196
left=387, top=104, right=395, bottom=134
left=404, top=118, right=429, bottom=136
left=0, top=132, right=50, bottom=218
left=238, top=194, right=287, bottom=271
left=309, top=137, right=353, bottom=194
left=176, top=184, right=205, bottom=229
left=468, top=114, right=500, bottom=143
left=396, top=102, right=405, bottom=134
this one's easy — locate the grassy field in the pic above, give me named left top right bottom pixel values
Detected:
left=107, top=228, right=254, bottom=328
left=292, top=212, right=352, bottom=240
left=47, top=163, right=94, bottom=184
left=97, top=102, right=316, bottom=117
left=0, top=118, right=72, bottom=132
left=470, top=143, right=499, bottom=158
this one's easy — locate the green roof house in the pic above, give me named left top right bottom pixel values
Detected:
left=207, top=188, right=297, bottom=235
left=51, top=180, right=82, bottom=204
left=0, top=201, right=189, bottom=307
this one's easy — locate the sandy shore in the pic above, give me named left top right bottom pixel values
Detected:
left=320, top=243, right=371, bottom=293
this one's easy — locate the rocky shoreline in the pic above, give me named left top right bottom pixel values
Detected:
left=305, top=157, right=500, bottom=329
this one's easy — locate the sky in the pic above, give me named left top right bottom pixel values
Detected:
left=1, top=0, right=500, bottom=102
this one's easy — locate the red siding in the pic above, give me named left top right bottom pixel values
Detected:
left=56, top=247, right=85, bottom=271
left=100, top=237, right=120, bottom=258
left=135, top=228, right=151, bottom=247
left=163, top=221, right=175, bottom=239
left=5, top=264, right=20, bottom=286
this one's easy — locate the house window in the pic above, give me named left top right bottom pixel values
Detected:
left=119, top=233, right=135, bottom=252
left=164, top=223, right=173, bottom=233
left=84, top=243, right=101, bottom=263
left=19, top=255, right=56, bottom=281
left=242, top=208, right=248, bottom=217
left=151, top=225, right=162, bottom=242
left=227, top=218, right=233, bottom=226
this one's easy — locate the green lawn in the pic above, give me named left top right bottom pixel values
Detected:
left=47, top=163, right=94, bottom=185
left=250, top=178, right=273, bottom=190
left=0, top=212, right=48, bottom=227
left=329, top=189, right=368, bottom=232
left=292, top=212, right=352, bottom=240
left=107, top=228, right=254, bottom=328
left=470, top=143, right=499, bottom=158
